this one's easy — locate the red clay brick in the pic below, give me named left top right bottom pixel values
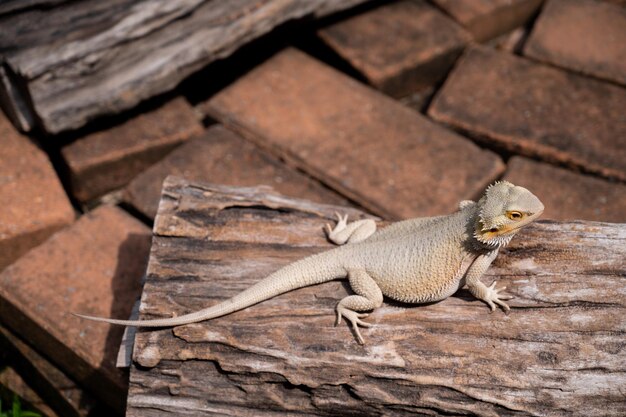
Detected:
left=431, top=0, right=543, bottom=41
left=428, top=46, right=626, bottom=182
left=399, top=86, right=437, bottom=113
left=503, top=157, right=626, bottom=222
left=318, top=0, right=470, bottom=98
left=124, top=125, right=350, bottom=220
left=0, top=113, right=74, bottom=271
left=0, top=205, right=151, bottom=412
left=490, top=26, right=529, bottom=54
left=0, top=325, right=108, bottom=417
left=61, top=97, right=203, bottom=202
left=524, top=0, right=626, bottom=86
left=201, top=48, right=504, bottom=219
left=0, top=366, right=56, bottom=417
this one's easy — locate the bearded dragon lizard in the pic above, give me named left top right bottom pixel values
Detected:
left=76, top=181, right=544, bottom=344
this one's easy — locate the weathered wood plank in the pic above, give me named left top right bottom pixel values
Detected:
left=127, top=176, right=626, bottom=416
left=0, top=0, right=70, bottom=16
left=0, top=0, right=368, bottom=134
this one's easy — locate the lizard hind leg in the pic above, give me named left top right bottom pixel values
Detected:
left=325, top=213, right=376, bottom=245
left=336, top=269, right=383, bottom=344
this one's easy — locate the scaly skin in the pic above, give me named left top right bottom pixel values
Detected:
left=76, top=181, right=544, bottom=344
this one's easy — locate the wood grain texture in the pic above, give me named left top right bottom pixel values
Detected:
left=127, top=176, right=626, bottom=416
left=0, top=0, right=367, bottom=134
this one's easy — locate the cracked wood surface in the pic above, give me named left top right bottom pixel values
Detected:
left=0, top=0, right=367, bottom=134
left=127, top=176, right=625, bottom=416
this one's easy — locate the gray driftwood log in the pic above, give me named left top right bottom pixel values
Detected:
left=0, top=0, right=366, bottom=134
left=127, top=176, right=625, bottom=416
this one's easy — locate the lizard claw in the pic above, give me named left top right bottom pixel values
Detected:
left=326, top=213, right=349, bottom=240
left=336, top=307, right=371, bottom=344
left=335, top=212, right=348, bottom=227
left=484, top=281, right=513, bottom=312
left=335, top=211, right=348, bottom=223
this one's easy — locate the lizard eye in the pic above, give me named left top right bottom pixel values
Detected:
left=507, top=211, right=523, bottom=220
left=489, top=227, right=499, bottom=233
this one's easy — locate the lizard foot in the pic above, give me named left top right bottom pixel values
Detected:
left=336, top=306, right=372, bottom=345
left=324, top=214, right=376, bottom=245
left=483, top=282, right=513, bottom=313
left=325, top=212, right=348, bottom=238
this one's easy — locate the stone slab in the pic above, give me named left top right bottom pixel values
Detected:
left=61, top=97, right=203, bottom=202
left=524, top=0, right=626, bottom=86
left=428, top=46, right=626, bottom=182
left=0, top=112, right=75, bottom=271
left=124, top=124, right=350, bottom=220
left=0, top=205, right=151, bottom=413
left=431, top=0, right=543, bottom=41
left=318, top=0, right=470, bottom=98
left=503, top=157, right=626, bottom=223
left=201, top=48, right=504, bottom=220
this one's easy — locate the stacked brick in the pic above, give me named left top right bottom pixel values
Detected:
left=0, top=115, right=75, bottom=270
left=0, top=0, right=625, bottom=415
left=428, top=45, right=626, bottom=182
left=0, top=206, right=151, bottom=412
left=201, top=48, right=504, bottom=219
left=124, top=125, right=350, bottom=220
left=431, top=0, right=544, bottom=41
left=61, top=97, right=204, bottom=203
left=524, top=0, right=626, bottom=86
left=318, top=0, right=471, bottom=99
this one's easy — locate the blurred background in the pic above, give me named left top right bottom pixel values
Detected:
left=0, top=0, right=624, bottom=415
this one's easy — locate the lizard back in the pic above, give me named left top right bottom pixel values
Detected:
left=342, top=211, right=474, bottom=303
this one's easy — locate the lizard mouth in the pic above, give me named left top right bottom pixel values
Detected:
left=475, top=210, right=542, bottom=245
left=494, top=214, right=541, bottom=236
left=499, top=223, right=525, bottom=234
left=482, top=221, right=530, bottom=240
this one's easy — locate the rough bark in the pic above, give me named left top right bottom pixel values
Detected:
left=0, top=0, right=367, bottom=134
left=127, top=176, right=626, bottom=417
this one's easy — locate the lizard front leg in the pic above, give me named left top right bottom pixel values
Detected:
left=465, top=250, right=513, bottom=312
left=336, top=269, right=383, bottom=344
left=325, top=213, right=376, bottom=245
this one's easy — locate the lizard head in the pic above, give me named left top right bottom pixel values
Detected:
left=474, top=181, right=544, bottom=248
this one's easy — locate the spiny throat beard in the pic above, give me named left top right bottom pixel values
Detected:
left=473, top=223, right=516, bottom=249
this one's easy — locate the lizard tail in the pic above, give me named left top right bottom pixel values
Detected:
left=74, top=251, right=344, bottom=327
